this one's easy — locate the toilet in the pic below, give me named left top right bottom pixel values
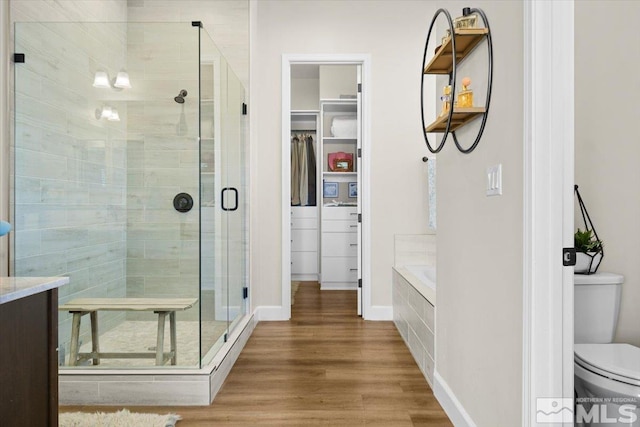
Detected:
left=574, top=272, right=640, bottom=426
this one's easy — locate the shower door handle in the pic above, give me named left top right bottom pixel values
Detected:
left=221, top=187, right=238, bottom=212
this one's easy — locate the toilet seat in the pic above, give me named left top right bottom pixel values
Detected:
left=574, top=343, right=640, bottom=387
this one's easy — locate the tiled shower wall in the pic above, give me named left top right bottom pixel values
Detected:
left=10, top=0, right=129, bottom=355
left=124, top=24, right=201, bottom=321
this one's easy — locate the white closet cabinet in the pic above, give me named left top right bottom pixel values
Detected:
left=321, top=207, right=358, bottom=287
left=291, top=207, right=319, bottom=279
left=319, top=97, right=359, bottom=290
left=290, top=110, right=320, bottom=281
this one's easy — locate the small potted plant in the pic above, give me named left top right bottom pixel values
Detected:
left=574, top=228, right=603, bottom=274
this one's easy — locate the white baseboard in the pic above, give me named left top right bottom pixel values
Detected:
left=433, top=369, right=477, bottom=427
left=365, top=305, right=393, bottom=321
left=254, top=305, right=288, bottom=321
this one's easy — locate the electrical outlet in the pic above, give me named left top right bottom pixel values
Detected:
left=486, top=164, right=502, bottom=196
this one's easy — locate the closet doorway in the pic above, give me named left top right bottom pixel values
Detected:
left=281, top=55, right=371, bottom=319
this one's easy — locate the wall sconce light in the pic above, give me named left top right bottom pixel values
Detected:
left=93, top=69, right=131, bottom=90
left=113, top=70, right=131, bottom=89
left=95, top=105, right=120, bottom=122
left=92, top=70, right=111, bottom=88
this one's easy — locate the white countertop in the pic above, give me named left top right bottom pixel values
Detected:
left=0, top=277, right=69, bottom=305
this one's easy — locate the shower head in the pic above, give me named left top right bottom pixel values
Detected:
left=174, top=89, right=188, bottom=104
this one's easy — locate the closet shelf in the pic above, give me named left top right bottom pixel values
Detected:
left=423, top=28, right=489, bottom=75
left=425, top=107, right=486, bottom=133
left=323, top=137, right=356, bottom=142
left=323, top=171, right=357, bottom=176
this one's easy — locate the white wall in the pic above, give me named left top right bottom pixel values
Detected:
left=434, top=1, right=524, bottom=426
left=575, top=0, right=640, bottom=347
left=252, top=0, right=434, bottom=310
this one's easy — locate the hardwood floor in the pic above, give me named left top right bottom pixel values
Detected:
left=61, top=282, right=452, bottom=426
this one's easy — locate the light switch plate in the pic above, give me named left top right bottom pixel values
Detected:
left=486, top=164, right=502, bottom=196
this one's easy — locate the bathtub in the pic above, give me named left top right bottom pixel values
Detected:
left=395, top=264, right=436, bottom=305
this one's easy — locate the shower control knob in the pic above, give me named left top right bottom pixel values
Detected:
left=173, top=193, right=194, bottom=213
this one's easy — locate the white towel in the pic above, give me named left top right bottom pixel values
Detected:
left=428, top=158, right=436, bottom=230
left=330, top=116, right=357, bottom=138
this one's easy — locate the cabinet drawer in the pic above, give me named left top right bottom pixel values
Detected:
left=322, top=233, right=358, bottom=257
left=291, top=207, right=318, bottom=219
left=322, top=207, right=357, bottom=220
left=292, top=251, right=318, bottom=274
left=292, top=229, right=318, bottom=252
left=322, top=220, right=358, bottom=233
left=322, top=256, right=357, bottom=282
left=292, top=217, right=318, bottom=230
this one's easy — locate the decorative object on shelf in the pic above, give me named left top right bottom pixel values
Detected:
left=454, top=11, right=477, bottom=29
left=420, top=7, right=492, bottom=154
left=440, top=85, right=452, bottom=117
left=457, top=77, right=473, bottom=108
left=332, top=158, right=353, bottom=172
left=348, top=182, right=358, bottom=198
left=328, top=151, right=354, bottom=172
left=323, top=182, right=339, bottom=198
left=574, top=185, right=604, bottom=274
left=0, top=220, right=11, bottom=237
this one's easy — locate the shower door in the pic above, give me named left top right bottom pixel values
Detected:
left=199, top=27, right=248, bottom=364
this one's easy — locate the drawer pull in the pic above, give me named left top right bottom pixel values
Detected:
left=350, top=225, right=357, bottom=228
left=350, top=243, right=357, bottom=246
left=350, top=268, right=358, bottom=271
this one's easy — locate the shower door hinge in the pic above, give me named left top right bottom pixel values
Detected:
left=243, top=287, right=248, bottom=299
left=358, top=213, right=362, bottom=223
left=357, top=148, right=362, bottom=158
left=191, top=21, right=202, bottom=28
left=357, top=83, right=362, bottom=93
left=242, top=103, right=248, bottom=115
left=358, top=278, right=362, bottom=288
left=13, top=53, right=25, bottom=63
left=563, top=247, right=576, bottom=266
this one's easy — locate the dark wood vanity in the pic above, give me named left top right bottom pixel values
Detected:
left=0, top=277, right=68, bottom=427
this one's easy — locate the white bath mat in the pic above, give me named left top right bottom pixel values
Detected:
left=59, top=409, right=181, bottom=427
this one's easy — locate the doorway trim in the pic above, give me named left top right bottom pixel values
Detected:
left=281, top=54, right=372, bottom=320
left=522, top=1, right=574, bottom=425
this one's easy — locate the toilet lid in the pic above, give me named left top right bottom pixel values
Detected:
left=575, top=343, right=640, bottom=386
left=574, top=272, right=624, bottom=285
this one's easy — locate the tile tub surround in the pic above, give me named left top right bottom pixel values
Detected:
left=0, top=276, right=69, bottom=304
left=394, top=234, right=436, bottom=268
left=393, top=267, right=435, bottom=386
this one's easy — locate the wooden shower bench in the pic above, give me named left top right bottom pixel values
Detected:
left=58, top=298, right=197, bottom=366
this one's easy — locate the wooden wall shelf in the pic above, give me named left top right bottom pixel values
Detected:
left=425, top=107, right=486, bottom=133
left=420, top=8, right=492, bottom=153
left=423, top=28, right=488, bottom=75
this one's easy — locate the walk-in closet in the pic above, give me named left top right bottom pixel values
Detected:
left=289, top=64, right=363, bottom=313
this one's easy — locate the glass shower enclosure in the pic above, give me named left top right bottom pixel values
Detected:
left=11, top=22, right=248, bottom=370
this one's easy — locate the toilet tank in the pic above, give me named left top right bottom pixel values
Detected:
left=574, top=272, right=624, bottom=344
